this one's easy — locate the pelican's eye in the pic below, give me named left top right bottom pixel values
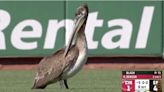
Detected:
left=80, top=8, right=85, bottom=15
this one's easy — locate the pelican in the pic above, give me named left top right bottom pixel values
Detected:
left=32, top=4, right=88, bottom=89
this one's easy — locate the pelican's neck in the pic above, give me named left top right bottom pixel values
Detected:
left=75, top=25, right=87, bottom=51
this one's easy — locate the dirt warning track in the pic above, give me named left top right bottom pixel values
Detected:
left=0, top=57, right=164, bottom=70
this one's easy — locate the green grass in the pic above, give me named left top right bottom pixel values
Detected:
left=0, top=70, right=163, bottom=92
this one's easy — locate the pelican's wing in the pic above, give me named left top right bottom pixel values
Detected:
left=32, top=46, right=79, bottom=89
left=32, top=49, right=64, bottom=89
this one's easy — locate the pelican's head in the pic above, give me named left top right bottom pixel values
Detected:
left=64, top=4, right=89, bottom=56
left=74, top=4, right=88, bottom=31
left=75, top=4, right=88, bottom=22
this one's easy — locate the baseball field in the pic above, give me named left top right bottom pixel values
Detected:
left=0, top=69, right=163, bottom=92
left=0, top=69, right=120, bottom=92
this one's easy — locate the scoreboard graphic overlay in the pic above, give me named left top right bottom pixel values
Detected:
left=122, top=71, right=162, bottom=92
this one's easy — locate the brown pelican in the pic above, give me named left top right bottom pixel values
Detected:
left=32, top=4, right=88, bottom=89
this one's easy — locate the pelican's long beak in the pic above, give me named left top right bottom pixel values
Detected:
left=64, top=15, right=86, bottom=57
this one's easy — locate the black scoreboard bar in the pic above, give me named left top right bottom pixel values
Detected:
left=122, top=71, right=162, bottom=75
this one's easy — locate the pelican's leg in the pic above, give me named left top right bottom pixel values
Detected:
left=59, top=80, right=69, bottom=89
left=64, top=79, right=69, bottom=89
left=59, top=80, right=65, bottom=89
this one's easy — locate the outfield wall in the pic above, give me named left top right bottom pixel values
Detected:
left=0, top=1, right=164, bottom=69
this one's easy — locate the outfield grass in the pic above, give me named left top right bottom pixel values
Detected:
left=0, top=70, right=163, bottom=92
